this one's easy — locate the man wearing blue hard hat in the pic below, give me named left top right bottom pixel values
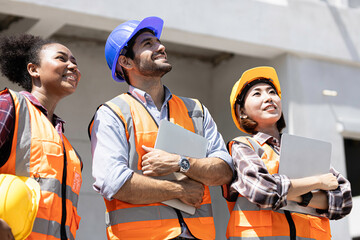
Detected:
left=89, top=16, right=233, bottom=240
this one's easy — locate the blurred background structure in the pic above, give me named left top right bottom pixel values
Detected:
left=0, top=0, right=359, bottom=239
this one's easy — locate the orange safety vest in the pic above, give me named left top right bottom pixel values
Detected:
left=0, top=89, right=82, bottom=240
left=89, top=93, right=215, bottom=240
left=226, top=136, right=331, bottom=240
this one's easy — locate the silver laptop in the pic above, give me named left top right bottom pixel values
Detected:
left=155, top=120, right=208, bottom=158
left=279, top=133, right=331, bottom=179
left=279, top=133, right=332, bottom=215
left=154, top=120, right=209, bottom=215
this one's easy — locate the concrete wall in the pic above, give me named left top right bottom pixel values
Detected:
left=1, top=0, right=360, bottom=239
left=282, top=55, right=360, bottom=240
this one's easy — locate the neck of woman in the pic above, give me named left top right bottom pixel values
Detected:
left=256, top=125, right=280, bottom=141
left=31, top=90, right=59, bottom=123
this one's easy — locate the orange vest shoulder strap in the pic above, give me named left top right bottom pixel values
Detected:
left=228, top=136, right=265, bottom=158
left=223, top=136, right=265, bottom=203
left=2, top=89, right=31, bottom=176
left=177, top=97, right=204, bottom=136
left=88, top=93, right=129, bottom=140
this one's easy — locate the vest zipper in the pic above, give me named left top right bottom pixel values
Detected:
left=174, top=209, right=197, bottom=239
left=61, top=145, right=68, bottom=240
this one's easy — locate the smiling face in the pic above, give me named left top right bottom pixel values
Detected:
left=130, top=31, right=172, bottom=78
left=34, top=43, right=81, bottom=98
left=238, top=82, right=282, bottom=131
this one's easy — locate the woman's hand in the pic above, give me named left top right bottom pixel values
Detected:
left=318, top=173, right=339, bottom=191
left=0, top=219, right=14, bottom=240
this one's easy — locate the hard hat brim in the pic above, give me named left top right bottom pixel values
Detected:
left=111, top=16, right=164, bottom=82
left=229, top=66, right=282, bottom=134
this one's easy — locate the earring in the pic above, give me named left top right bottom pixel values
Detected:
left=240, top=115, right=248, bottom=119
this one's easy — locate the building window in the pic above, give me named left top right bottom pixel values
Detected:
left=344, top=138, right=360, bottom=197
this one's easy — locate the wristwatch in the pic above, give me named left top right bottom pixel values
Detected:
left=297, top=191, right=313, bottom=207
left=178, top=156, right=190, bottom=173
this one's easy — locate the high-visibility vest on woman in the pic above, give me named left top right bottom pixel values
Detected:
left=89, top=93, right=215, bottom=240
left=226, top=136, right=331, bottom=240
left=0, top=89, right=82, bottom=240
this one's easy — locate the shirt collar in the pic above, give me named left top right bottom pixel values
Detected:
left=20, top=91, right=65, bottom=130
left=128, top=85, right=173, bottom=106
left=253, top=132, right=281, bottom=147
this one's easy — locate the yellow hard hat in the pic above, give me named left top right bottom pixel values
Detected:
left=0, top=174, right=40, bottom=240
left=230, top=66, right=281, bottom=133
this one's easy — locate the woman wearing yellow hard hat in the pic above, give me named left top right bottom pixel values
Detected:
left=0, top=34, right=83, bottom=240
left=224, top=66, right=352, bottom=239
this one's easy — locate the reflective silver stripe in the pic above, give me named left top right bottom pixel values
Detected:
left=229, top=236, right=315, bottom=240
left=106, top=203, right=213, bottom=227
left=38, top=178, right=79, bottom=208
left=233, top=197, right=271, bottom=211
left=108, top=95, right=141, bottom=174
left=32, top=218, right=75, bottom=240
left=106, top=205, right=178, bottom=226
left=12, top=91, right=31, bottom=176
left=181, top=203, right=213, bottom=219
left=245, top=137, right=265, bottom=158
left=179, top=97, right=204, bottom=136
left=233, top=197, right=283, bottom=214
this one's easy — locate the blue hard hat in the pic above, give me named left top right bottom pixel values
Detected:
left=105, top=16, right=164, bottom=82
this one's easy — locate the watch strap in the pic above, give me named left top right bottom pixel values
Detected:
left=297, top=191, right=313, bottom=207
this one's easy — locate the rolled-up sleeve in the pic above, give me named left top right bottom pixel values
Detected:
left=202, top=105, right=233, bottom=172
left=318, top=167, right=352, bottom=220
left=91, top=106, right=134, bottom=200
left=230, top=141, right=291, bottom=210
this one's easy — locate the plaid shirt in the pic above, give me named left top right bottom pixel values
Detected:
left=0, top=90, right=65, bottom=162
left=0, top=92, right=14, bottom=149
left=229, top=132, right=352, bottom=220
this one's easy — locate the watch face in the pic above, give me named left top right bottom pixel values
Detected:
left=180, top=158, right=190, bottom=171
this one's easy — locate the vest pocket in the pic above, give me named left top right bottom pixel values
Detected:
left=42, top=141, right=62, bottom=154
left=71, top=206, right=81, bottom=231
left=41, top=141, right=63, bottom=167
left=309, top=215, right=331, bottom=237
left=235, top=210, right=272, bottom=227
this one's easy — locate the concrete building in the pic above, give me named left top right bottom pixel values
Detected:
left=1, top=0, right=359, bottom=239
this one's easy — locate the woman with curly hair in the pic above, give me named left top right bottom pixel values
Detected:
left=0, top=34, right=82, bottom=240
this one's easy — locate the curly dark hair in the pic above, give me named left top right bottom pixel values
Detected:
left=0, top=34, right=55, bottom=92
